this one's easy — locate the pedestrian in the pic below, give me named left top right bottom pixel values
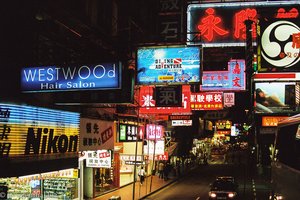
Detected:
left=158, top=162, right=165, bottom=179
left=138, top=166, right=145, bottom=185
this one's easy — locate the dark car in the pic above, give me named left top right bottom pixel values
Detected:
left=209, top=176, right=238, bottom=199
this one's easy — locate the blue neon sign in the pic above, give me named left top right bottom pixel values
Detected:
left=21, top=62, right=122, bottom=92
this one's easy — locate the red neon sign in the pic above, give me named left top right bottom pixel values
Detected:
left=138, top=85, right=191, bottom=114
left=197, top=8, right=229, bottom=41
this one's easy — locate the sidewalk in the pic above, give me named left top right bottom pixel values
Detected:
left=93, top=174, right=177, bottom=200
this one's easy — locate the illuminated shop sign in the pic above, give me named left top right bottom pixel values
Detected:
left=85, top=150, right=112, bottom=168
left=146, top=124, right=164, bottom=140
left=155, top=85, right=182, bottom=107
left=118, top=123, right=143, bottom=142
left=21, top=62, right=122, bottom=92
left=144, top=140, right=165, bottom=155
left=0, top=103, right=79, bottom=157
left=187, top=1, right=300, bottom=46
left=262, top=116, right=288, bottom=126
left=171, top=120, right=192, bottom=127
left=216, top=120, right=232, bottom=130
left=259, top=18, right=300, bottom=71
left=137, top=46, right=200, bottom=85
left=254, top=82, right=300, bottom=114
left=79, top=118, right=114, bottom=151
left=139, top=85, right=191, bottom=115
left=201, top=59, right=246, bottom=91
left=191, top=92, right=223, bottom=110
left=144, top=152, right=169, bottom=161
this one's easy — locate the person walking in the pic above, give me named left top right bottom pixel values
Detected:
left=158, top=162, right=165, bottom=179
left=138, top=166, right=145, bottom=185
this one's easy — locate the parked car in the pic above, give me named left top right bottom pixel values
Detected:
left=209, top=176, right=238, bottom=199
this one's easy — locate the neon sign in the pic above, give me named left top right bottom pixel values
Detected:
left=187, top=1, right=300, bottom=46
left=191, top=92, right=223, bottom=110
left=201, top=59, right=246, bottom=91
left=21, top=62, right=122, bottom=92
left=138, top=85, right=191, bottom=115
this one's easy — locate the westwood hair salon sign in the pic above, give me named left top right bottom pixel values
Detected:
left=21, top=62, right=122, bottom=92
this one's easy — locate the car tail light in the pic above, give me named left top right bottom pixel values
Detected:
left=228, top=192, right=236, bottom=198
left=209, top=192, right=217, bottom=198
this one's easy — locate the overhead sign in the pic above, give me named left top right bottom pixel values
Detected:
left=79, top=118, right=114, bottom=151
left=171, top=120, right=193, bottom=126
left=201, top=59, right=246, bottom=91
left=0, top=103, right=79, bottom=157
left=254, top=82, right=299, bottom=114
left=146, top=124, right=164, bottom=140
left=118, top=123, right=144, bottom=142
left=155, top=85, right=182, bottom=107
left=21, top=62, right=122, bottom=92
left=85, top=150, right=112, bottom=168
left=139, top=85, right=191, bottom=115
left=191, top=92, right=223, bottom=110
left=262, top=116, right=288, bottom=126
left=137, top=46, right=200, bottom=85
left=259, top=18, right=300, bottom=71
left=187, top=1, right=300, bottom=46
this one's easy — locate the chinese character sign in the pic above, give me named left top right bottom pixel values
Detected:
left=191, top=92, right=223, bottom=110
left=139, top=85, right=191, bottom=114
left=85, top=150, right=112, bottom=168
left=80, top=118, right=114, bottom=151
left=201, top=59, right=246, bottom=91
left=146, top=124, right=164, bottom=140
left=187, top=2, right=300, bottom=46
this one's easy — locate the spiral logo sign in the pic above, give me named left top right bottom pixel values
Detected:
left=261, top=20, right=300, bottom=69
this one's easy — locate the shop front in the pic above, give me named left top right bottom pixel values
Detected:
left=0, top=168, right=78, bottom=200
left=0, top=103, right=80, bottom=200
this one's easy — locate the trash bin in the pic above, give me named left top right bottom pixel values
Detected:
left=109, top=196, right=121, bottom=200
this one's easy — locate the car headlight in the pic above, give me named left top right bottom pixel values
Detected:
left=228, top=192, right=237, bottom=198
left=209, top=192, right=217, bottom=198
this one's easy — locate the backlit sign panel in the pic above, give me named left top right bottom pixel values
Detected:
left=80, top=118, right=114, bottom=151
left=191, top=92, right=223, bottom=110
left=0, top=103, right=79, bottom=157
left=262, top=116, right=288, bottom=126
left=187, top=1, right=300, bottom=46
left=118, top=123, right=143, bottom=142
left=21, top=62, right=122, bottom=92
left=139, top=85, right=191, bottom=115
left=201, top=59, right=246, bottom=91
left=259, top=18, right=300, bottom=71
left=254, top=82, right=299, bottom=113
left=146, top=124, right=164, bottom=140
left=85, top=150, right=112, bottom=168
left=137, top=46, right=200, bottom=85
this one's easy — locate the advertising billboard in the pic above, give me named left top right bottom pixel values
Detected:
left=254, top=82, right=299, bottom=113
left=259, top=18, right=300, bottom=71
left=0, top=103, right=79, bottom=157
left=187, top=1, right=300, bottom=46
left=137, top=46, right=200, bottom=85
left=21, top=62, right=122, bottom=92
left=201, top=59, right=246, bottom=91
